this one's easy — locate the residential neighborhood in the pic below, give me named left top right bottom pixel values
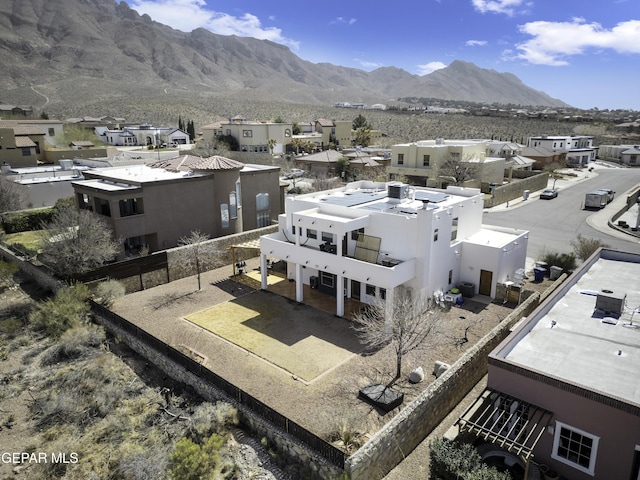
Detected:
left=1, top=109, right=640, bottom=480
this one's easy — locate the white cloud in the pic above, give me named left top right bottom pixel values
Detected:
left=471, top=0, right=528, bottom=16
left=330, top=17, right=357, bottom=25
left=466, top=40, right=488, bottom=47
left=129, top=0, right=299, bottom=49
left=354, top=59, right=385, bottom=69
left=514, top=18, right=640, bottom=66
left=417, top=61, right=447, bottom=75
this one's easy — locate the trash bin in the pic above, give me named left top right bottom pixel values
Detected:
left=549, top=265, right=563, bottom=280
left=535, top=261, right=548, bottom=276
left=533, top=267, right=545, bottom=282
left=523, top=190, right=530, bottom=200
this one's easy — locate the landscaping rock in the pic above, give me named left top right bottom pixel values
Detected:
left=409, top=367, right=424, bottom=384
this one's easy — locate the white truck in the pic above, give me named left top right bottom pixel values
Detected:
left=584, top=190, right=614, bottom=209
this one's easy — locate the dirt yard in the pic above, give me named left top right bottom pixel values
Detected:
left=110, top=259, right=541, bottom=450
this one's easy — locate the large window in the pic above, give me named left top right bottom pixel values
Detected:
left=397, top=153, right=404, bottom=165
left=423, top=154, right=430, bottom=167
left=243, top=130, right=252, bottom=137
left=119, top=198, right=143, bottom=217
left=220, top=204, right=229, bottom=228
left=552, top=422, right=599, bottom=475
left=256, top=193, right=270, bottom=228
left=229, top=192, right=237, bottom=219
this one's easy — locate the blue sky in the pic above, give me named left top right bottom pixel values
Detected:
left=128, top=0, right=640, bottom=110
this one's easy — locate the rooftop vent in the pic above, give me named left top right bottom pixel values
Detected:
left=595, top=289, right=626, bottom=316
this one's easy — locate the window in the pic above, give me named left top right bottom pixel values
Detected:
left=366, top=284, right=376, bottom=296
left=256, top=193, right=269, bottom=211
left=320, top=272, right=335, bottom=288
left=448, top=270, right=453, bottom=284
left=322, top=231, right=333, bottom=242
left=307, top=229, right=317, bottom=239
left=229, top=192, right=237, bottom=219
left=285, top=129, right=291, bottom=137
left=48, top=128, right=55, bottom=136
left=552, top=422, right=599, bottom=475
left=256, top=211, right=270, bottom=227
left=351, top=227, right=364, bottom=241
left=423, top=154, right=430, bottom=167
left=119, top=198, right=143, bottom=217
left=451, top=217, right=459, bottom=241
left=450, top=152, right=461, bottom=160
left=220, top=204, right=229, bottom=228
left=242, top=130, right=252, bottom=137
left=21, top=147, right=31, bottom=156
left=380, top=288, right=386, bottom=300
left=235, top=181, right=242, bottom=208
left=397, top=153, right=404, bottom=165
left=96, top=198, right=111, bottom=217
left=434, top=228, right=439, bottom=242
left=630, top=155, right=637, bottom=164
left=226, top=129, right=231, bottom=136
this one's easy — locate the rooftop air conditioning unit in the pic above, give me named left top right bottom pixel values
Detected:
left=595, top=289, right=626, bottom=316
left=388, top=183, right=409, bottom=203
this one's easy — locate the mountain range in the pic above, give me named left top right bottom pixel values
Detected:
left=0, top=0, right=569, bottom=113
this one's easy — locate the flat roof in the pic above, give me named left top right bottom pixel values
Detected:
left=496, top=250, right=640, bottom=406
left=85, top=165, right=203, bottom=183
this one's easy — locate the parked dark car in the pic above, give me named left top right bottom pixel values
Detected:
left=540, top=189, right=558, bottom=199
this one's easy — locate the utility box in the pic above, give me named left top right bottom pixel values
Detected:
left=595, top=290, right=626, bottom=316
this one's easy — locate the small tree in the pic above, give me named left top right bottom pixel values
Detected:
left=351, top=291, right=445, bottom=382
left=177, top=230, right=217, bottom=291
left=39, top=207, right=119, bottom=279
left=353, top=125, right=372, bottom=147
left=439, top=155, right=478, bottom=186
left=168, top=433, right=224, bottom=480
left=0, top=175, right=27, bottom=213
left=352, top=114, right=369, bottom=130
left=267, top=138, right=277, bottom=155
left=544, top=162, right=564, bottom=189
left=571, top=233, right=609, bottom=261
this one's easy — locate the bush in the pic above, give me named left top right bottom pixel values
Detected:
left=29, top=283, right=91, bottom=338
left=168, top=433, right=224, bottom=480
left=429, top=438, right=512, bottom=480
left=93, top=279, right=126, bottom=307
left=40, top=324, right=105, bottom=366
left=539, top=251, right=576, bottom=275
left=1, top=207, right=55, bottom=234
left=571, top=234, right=609, bottom=261
left=189, top=402, right=238, bottom=443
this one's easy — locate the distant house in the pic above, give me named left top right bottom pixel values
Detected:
left=526, top=135, right=596, bottom=167
left=389, top=139, right=505, bottom=188
left=457, top=248, right=640, bottom=480
left=0, top=123, right=46, bottom=167
left=0, top=104, right=34, bottom=119
left=200, top=116, right=292, bottom=154
left=599, top=144, right=640, bottom=166
left=71, top=155, right=281, bottom=256
left=519, top=145, right=567, bottom=170
left=95, top=125, right=190, bottom=147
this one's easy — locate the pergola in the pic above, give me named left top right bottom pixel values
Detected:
left=229, top=239, right=261, bottom=276
left=456, top=388, right=554, bottom=478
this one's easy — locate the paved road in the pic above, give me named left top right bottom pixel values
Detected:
left=482, top=164, right=640, bottom=260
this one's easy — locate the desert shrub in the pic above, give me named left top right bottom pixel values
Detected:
left=0, top=316, right=25, bottom=340
left=539, top=251, right=576, bottom=275
left=325, top=412, right=367, bottom=454
left=189, top=402, right=238, bottom=443
left=93, top=279, right=126, bottom=307
left=168, top=433, right=224, bottom=480
left=571, top=233, right=609, bottom=261
left=40, top=324, right=105, bottom=366
left=29, top=283, right=91, bottom=338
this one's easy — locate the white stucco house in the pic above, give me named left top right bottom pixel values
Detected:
left=259, top=181, right=528, bottom=317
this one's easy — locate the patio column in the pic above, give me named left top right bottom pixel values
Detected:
left=336, top=234, right=343, bottom=258
left=260, top=253, right=268, bottom=290
left=295, top=263, right=303, bottom=302
left=336, top=274, right=344, bottom=317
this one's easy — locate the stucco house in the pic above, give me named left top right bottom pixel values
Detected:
left=72, top=155, right=281, bottom=256
left=259, top=181, right=528, bottom=317
left=95, top=125, right=190, bottom=148
left=457, top=248, right=640, bottom=480
left=200, top=116, right=293, bottom=155
left=526, top=135, right=596, bottom=167
left=389, top=139, right=506, bottom=188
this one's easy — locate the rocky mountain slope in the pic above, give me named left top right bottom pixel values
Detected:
left=0, top=0, right=569, bottom=112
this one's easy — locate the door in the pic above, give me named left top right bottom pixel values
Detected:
left=479, top=269, right=493, bottom=296
left=351, top=280, right=361, bottom=300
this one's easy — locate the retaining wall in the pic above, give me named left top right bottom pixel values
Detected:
left=484, top=173, right=548, bottom=208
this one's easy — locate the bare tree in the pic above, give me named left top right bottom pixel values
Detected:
left=39, top=207, right=119, bottom=279
left=438, top=155, right=478, bottom=186
left=177, top=230, right=218, bottom=290
left=351, top=291, right=446, bottom=382
left=0, top=175, right=27, bottom=212
left=544, top=162, right=564, bottom=189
